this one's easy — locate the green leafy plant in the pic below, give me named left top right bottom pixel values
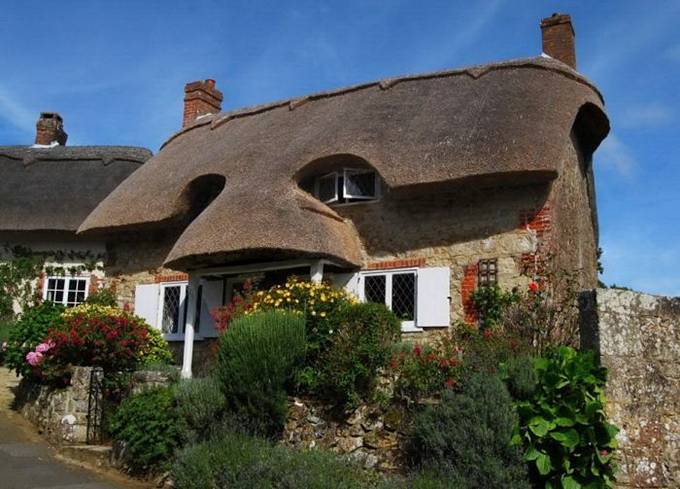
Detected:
left=174, top=376, right=226, bottom=444
left=109, top=387, right=180, bottom=474
left=4, top=302, right=64, bottom=377
left=389, top=340, right=462, bottom=402
left=139, top=326, right=174, bottom=366
left=312, top=302, right=400, bottom=406
left=411, top=373, right=531, bottom=489
left=0, top=245, right=46, bottom=322
left=85, top=287, right=118, bottom=307
left=172, top=432, right=378, bottom=489
left=470, top=283, right=519, bottom=329
left=217, top=310, right=306, bottom=437
left=513, top=347, right=618, bottom=488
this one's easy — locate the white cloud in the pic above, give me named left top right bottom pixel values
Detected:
left=0, top=85, right=35, bottom=135
left=620, top=103, right=673, bottom=128
left=596, top=133, right=637, bottom=177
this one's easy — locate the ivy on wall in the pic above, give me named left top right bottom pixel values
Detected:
left=0, top=245, right=105, bottom=322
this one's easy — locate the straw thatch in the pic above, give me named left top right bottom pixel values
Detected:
left=0, top=146, right=150, bottom=231
left=79, top=56, right=609, bottom=270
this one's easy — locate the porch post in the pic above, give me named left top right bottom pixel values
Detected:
left=181, top=273, right=199, bottom=379
left=310, top=260, right=324, bottom=283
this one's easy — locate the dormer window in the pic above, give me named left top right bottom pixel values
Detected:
left=305, top=168, right=380, bottom=205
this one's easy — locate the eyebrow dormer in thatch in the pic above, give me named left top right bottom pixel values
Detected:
left=79, top=55, right=609, bottom=271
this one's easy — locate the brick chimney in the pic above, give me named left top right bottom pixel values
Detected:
left=182, top=79, right=223, bottom=128
left=35, top=112, right=68, bottom=146
left=540, top=13, right=576, bottom=69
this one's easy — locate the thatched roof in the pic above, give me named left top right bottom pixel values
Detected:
left=0, top=146, right=151, bottom=232
left=79, top=56, right=609, bottom=270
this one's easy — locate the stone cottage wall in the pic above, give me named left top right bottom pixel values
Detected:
left=579, top=288, right=679, bottom=488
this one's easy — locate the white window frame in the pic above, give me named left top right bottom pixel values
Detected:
left=157, top=281, right=187, bottom=341
left=315, top=172, right=339, bottom=204
left=343, top=168, right=380, bottom=200
left=42, top=276, right=90, bottom=307
left=359, top=268, right=418, bottom=332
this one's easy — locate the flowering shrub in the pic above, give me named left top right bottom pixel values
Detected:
left=390, top=341, right=462, bottom=402
left=25, top=304, right=171, bottom=383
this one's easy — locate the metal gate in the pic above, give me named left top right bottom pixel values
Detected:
left=86, top=367, right=104, bottom=444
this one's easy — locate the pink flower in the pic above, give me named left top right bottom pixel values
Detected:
left=26, top=351, right=44, bottom=366
left=35, top=341, right=55, bottom=354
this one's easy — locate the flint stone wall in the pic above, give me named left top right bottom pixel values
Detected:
left=580, top=288, right=679, bottom=488
left=14, top=366, right=102, bottom=445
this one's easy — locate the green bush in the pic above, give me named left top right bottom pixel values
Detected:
left=314, top=302, right=400, bottom=406
left=469, top=283, right=518, bottom=329
left=173, top=432, right=376, bottom=489
left=514, top=347, right=618, bottom=488
left=5, top=302, right=64, bottom=377
left=84, top=287, right=118, bottom=307
left=174, top=376, right=226, bottom=443
left=217, top=310, right=306, bottom=437
left=454, top=322, right=528, bottom=375
left=109, top=387, right=180, bottom=474
left=502, top=355, right=538, bottom=401
left=411, top=373, right=531, bottom=489
left=139, top=326, right=174, bottom=366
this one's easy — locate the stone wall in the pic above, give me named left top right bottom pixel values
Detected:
left=283, top=397, right=410, bottom=473
left=580, top=288, right=679, bottom=488
left=14, top=366, right=102, bottom=445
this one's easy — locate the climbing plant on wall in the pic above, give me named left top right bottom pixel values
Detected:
left=0, top=245, right=105, bottom=322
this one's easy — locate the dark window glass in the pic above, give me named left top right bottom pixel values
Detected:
left=392, top=273, right=416, bottom=321
left=162, top=286, right=182, bottom=334
left=478, top=259, right=498, bottom=287
left=364, top=275, right=386, bottom=304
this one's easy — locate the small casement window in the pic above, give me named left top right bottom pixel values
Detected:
left=478, top=259, right=498, bottom=287
left=362, top=270, right=416, bottom=329
left=158, top=283, right=187, bottom=338
left=43, top=276, right=89, bottom=307
left=308, top=168, right=380, bottom=205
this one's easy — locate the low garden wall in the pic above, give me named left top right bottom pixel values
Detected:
left=283, top=397, right=409, bottom=472
left=580, top=288, right=679, bottom=488
left=14, top=366, right=102, bottom=445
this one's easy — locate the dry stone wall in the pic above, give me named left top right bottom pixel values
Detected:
left=580, top=288, right=679, bottom=488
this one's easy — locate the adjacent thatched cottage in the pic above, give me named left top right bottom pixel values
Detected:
left=79, top=13, right=610, bottom=377
left=0, top=113, right=151, bottom=311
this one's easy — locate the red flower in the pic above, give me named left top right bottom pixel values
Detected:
left=445, top=378, right=456, bottom=388
left=528, top=281, right=539, bottom=293
left=413, top=344, right=422, bottom=356
left=483, top=329, right=493, bottom=338
left=427, top=353, right=436, bottom=362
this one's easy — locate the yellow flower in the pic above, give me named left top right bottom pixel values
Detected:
left=319, top=312, right=326, bottom=318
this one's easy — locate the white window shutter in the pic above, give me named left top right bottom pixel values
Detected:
left=331, top=273, right=361, bottom=299
left=134, top=283, right=160, bottom=329
left=199, top=279, right=224, bottom=338
left=416, top=267, right=451, bottom=327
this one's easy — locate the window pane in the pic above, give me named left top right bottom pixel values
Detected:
left=162, top=286, right=182, bottom=334
left=364, top=275, right=386, bottom=304
left=392, top=273, right=415, bottom=321
left=46, top=278, right=65, bottom=303
left=345, top=170, right=376, bottom=198
left=318, top=173, right=337, bottom=203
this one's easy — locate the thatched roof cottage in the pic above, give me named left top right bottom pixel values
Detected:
left=80, top=13, right=609, bottom=377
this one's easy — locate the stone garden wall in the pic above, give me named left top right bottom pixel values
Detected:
left=14, top=366, right=102, bottom=445
left=282, top=397, right=410, bottom=473
left=580, top=288, right=679, bottom=488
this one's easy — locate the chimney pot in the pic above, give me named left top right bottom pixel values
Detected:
left=35, top=112, right=68, bottom=146
left=182, top=79, right=223, bottom=129
left=540, top=13, right=576, bottom=69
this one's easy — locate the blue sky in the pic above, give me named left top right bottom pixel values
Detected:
left=1, top=1, right=679, bottom=296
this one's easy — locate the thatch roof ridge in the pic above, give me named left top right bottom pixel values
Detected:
left=161, top=56, right=602, bottom=149
left=0, top=145, right=151, bottom=232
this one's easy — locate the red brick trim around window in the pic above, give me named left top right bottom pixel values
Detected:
left=366, top=258, right=426, bottom=270
left=461, top=263, right=478, bottom=324
left=154, top=273, right=189, bottom=284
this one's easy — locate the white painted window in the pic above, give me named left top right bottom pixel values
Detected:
left=360, top=270, right=417, bottom=331
left=158, top=282, right=187, bottom=341
left=43, top=276, right=89, bottom=307
left=310, top=168, right=380, bottom=205
left=358, top=267, right=450, bottom=331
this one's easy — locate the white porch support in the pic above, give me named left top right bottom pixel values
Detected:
left=180, top=272, right=199, bottom=379
left=310, top=260, right=324, bottom=283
